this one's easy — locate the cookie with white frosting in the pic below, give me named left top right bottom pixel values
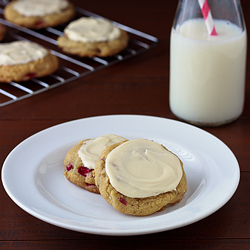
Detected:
left=57, top=17, right=129, bottom=58
left=0, top=23, right=6, bottom=41
left=94, top=139, right=187, bottom=216
left=0, top=41, right=58, bottom=83
left=4, top=0, right=75, bottom=29
left=63, top=134, right=127, bottom=194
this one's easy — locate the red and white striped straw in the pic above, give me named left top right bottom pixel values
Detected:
left=198, top=0, right=218, bottom=36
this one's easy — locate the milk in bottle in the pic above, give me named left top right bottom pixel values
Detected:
left=169, top=0, right=247, bottom=126
left=170, top=19, right=247, bottom=125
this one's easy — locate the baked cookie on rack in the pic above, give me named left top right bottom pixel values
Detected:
left=0, top=23, right=6, bottom=41
left=57, top=17, right=129, bottom=58
left=4, top=0, right=75, bottom=29
left=94, top=139, right=187, bottom=216
left=63, top=134, right=127, bottom=194
left=0, top=41, right=59, bottom=83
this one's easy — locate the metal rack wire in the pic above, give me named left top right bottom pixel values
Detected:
left=0, top=1, right=159, bottom=107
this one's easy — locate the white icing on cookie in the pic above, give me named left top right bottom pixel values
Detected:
left=78, top=134, right=127, bottom=169
left=0, top=41, right=48, bottom=66
left=13, top=0, right=69, bottom=16
left=106, top=139, right=183, bottom=198
left=64, top=17, right=121, bottom=42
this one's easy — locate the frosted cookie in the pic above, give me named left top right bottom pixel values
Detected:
left=4, top=0, right=75, bottom=29
left=57, top=17, right=129, bottom=58
left=0, top=23, right=6, bottom=41
left=63, top=134, right=127, bottom=194
left=0, top=41, right=59, bottom=83
left=94, top=139, right=187, bottom=216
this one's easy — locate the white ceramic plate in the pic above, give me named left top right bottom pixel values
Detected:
left=1, top=115, right=240, bottom=236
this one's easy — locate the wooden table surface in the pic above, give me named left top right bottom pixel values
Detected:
left=1, top=0, right=250, bottom=249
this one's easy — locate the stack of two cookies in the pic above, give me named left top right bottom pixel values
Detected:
left=64, top=134, right=187, bottom=216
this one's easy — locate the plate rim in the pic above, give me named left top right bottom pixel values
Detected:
left=1, top=114, right=240, bottom=236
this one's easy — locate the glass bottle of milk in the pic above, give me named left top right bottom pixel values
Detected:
left=170, top=0, right=247, bottom=126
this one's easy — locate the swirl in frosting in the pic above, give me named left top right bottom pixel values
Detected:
left=106, top=139, right=183, bottom=198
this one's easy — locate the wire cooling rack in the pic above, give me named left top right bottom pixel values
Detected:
left=0, top=1, right=159, bottom=107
